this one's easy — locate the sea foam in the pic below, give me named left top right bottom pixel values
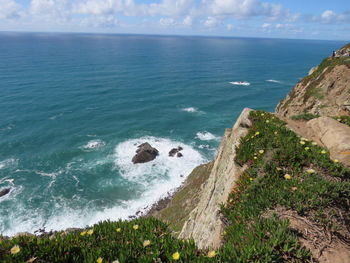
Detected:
left=196, top=132, right=220, bottom=141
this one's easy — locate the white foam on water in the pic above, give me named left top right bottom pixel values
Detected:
left=181, top=107, right=204, bottom=114
left=229, top=81, right=250, bottom=86
left=82, top=139, right=106, bottom=151
left=0, top=158, right=18, bottom=170
left=196, top=132, right=220, bottom=141
left=266, top=79, right=283, bottom=84
left=1, top=136, right=206, bottom=236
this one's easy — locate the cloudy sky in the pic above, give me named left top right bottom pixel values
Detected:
left=1, top=0, right=349, bottom=40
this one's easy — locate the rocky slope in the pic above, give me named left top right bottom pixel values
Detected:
left=276, top=43, right=350, bottom=117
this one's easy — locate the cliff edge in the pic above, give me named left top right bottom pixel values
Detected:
left=276, top=43, right=350, bottom=117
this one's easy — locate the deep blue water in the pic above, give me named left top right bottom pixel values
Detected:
left=0, top=32, right=346, bottom=235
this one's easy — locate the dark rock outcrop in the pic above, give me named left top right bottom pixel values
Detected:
left=132, top=143, right=159, bottom=164
left=169, top=146, right=184, bottom=157
left=0, top=188, right=10, bottom=197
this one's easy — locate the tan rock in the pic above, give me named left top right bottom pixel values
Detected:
left=179, top=108, right=252, bottom=249
left=306, top=117, right=350, bottom=166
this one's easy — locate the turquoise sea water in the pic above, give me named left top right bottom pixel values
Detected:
left=0, top=33, right=346, bottom=235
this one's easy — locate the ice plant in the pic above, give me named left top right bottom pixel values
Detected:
left=284, top=174, right=292, bottom=180
left=208, top=250, right=216, bottom=258
left=143, top=240, right=151, bottom=247
left=172, top=252, right=180, bottom=261
left=96, top=257, right=103, bottom=263
left=133, top=224, right=139, bottom=230
left=10, top=245, right=20, bottom=255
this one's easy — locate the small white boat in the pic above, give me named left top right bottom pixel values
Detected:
left=229, top=81, right=250, bottom=86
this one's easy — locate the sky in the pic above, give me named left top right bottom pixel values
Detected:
left=0, top=0, right=349, bottom=40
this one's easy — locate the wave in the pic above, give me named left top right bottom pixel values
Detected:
left=181, top=107, right=204, bottom=114
left=266, top=79, right=283, bottom=84
left=229, top=81, right=250, bottom=86
left=196, top=132, right=220, bottom=141
left=82, top=139, right=106, bottom=150
left=0, top=158, right=18, bottom=170
left=0, top=136, right=206, bottom=236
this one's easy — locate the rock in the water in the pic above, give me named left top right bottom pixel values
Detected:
left=132, top=142, right=159, bottom=164
left=0, top=188, right=10, bottom=198
left=169, top=146, right=184, bottom=157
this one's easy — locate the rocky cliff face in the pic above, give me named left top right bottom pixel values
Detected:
left=179, top=108, right=252, bottom=249
left=276, top=43, right=350, bottom=117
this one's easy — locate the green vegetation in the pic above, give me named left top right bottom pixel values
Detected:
left=220, top=111, right=349, bottom=262
left=334, top=116, right=350, bottom=127
left=291, top=113, right=320, bottom=121
left=1, top=111, right=349, bottom=263
left=151, top=161, right=214, bottom=233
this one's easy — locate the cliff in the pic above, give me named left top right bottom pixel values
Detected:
left=276, top=43, right=350, bottom=117
left=179, top=108, right=252, bottom=248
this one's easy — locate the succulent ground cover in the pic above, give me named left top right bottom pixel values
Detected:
left=1, top=111, right=349, bottom=263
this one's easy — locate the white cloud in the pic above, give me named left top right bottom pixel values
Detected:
left=0, top=0, right=22, bottom=19
left=226, top=23, right=234, bottom=30
left=261, top=22, right=302, bottom=33
left=203, top=16, right=220, bottom=28
left=183, top=15, right=193, bottom=26
left=159, top=17, right=176, bottom=27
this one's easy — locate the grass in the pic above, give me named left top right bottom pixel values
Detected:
left=333, top=116, right=350, bottom=127
left=150, top=161, right=214, bottom=234
left=1, top=111, right=349, bottom=262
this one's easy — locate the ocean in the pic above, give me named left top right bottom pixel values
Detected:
left=0, top=32, right=345, bottom=236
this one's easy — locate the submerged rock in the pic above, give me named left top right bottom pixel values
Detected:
left=132, top=142, right=159, bottom=164
left=0, top=188, right=10, bottom=198
left=169, top=146, right=184, bottom=157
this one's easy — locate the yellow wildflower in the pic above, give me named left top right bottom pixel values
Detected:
left=301, top=137, right=309, bottom=142
left=249, top=178, right=254, bottom=181
left=208, top=250, right=216, bottom=258
left=253, top=156, right=257, bottom=160
left=261, top=113, right=265, bottom=116
left=87, top=229, right=94, bottom=235
left=274, top=131, right=278, bottom=135
left=291, top=187, right=298, bottom=192
left=172, top=252, right=180, bottom=261
left=133, top=224, right=139, bottom=230
left=80, top=231, right=86, bottom=236
left=304, top=147, right=310, bottom=150
left=300, top=141, right=305, bottom=145
left=10, top=245, right=20, bottom=255
left=312, top=142, right=317, bottom=146
left=255, top=131, right=260, bottom=135
left=96, top=257, right=103, bottom=263
left=306, top=169, right=315, bottom=174
left=321, top=150, right=327, bottom=154
left=276, top=167, right=282, bottom=171
left=112, top=261, right=120, bottom=263
left=334, top=159, right=339, bottom=163
left=251, top=136, right=254, bottom=139
left=266, top=120, right=270, bottom=123
left=116, top=228, right=121, bottom=232
left=259, top=149, right=264, bottom=154
left=143, top=240, right=151, bottom=247
left=337, top=118, right=341, bottom=121
left=284, top=174, right=292, bottom=180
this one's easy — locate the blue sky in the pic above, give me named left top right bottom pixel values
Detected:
left=0, top=0, right=349, bottom=40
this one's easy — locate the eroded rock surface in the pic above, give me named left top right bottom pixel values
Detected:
left=179, top=108, right=252, bottom=249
